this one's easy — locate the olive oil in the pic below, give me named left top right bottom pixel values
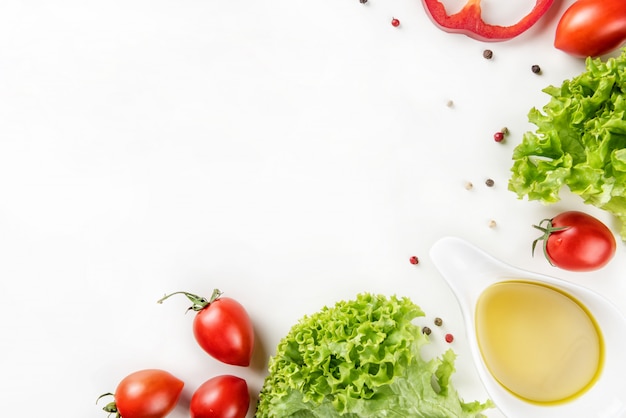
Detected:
left=475, top=280, right=603, bottom=404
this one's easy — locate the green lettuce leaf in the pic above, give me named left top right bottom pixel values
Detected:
left=509, top=48, right=626, bottom=239
left=256, top=293, right=493, bottom=417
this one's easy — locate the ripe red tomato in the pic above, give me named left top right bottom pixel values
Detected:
left=193, top=295, right=254, bottom=366
left=532, top=211, right=616, bottom=271
left=158, top=290, right=254, bottom=366
left=554, top=0, right=626, bottom=57
left=190, top=375, right=250, bottom=418
left=99, top=369, right=184, bottom=418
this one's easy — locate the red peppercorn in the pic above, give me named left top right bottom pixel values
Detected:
left=391, top=18, right=400, bottom=27
left=445, top=333, right=454, bottom=343
left=494, top=131, right=504, bottom=142
left=409, top=256, right=419, bottom=265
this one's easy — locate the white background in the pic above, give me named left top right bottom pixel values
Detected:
left=1, top=0, right=625, bottom=417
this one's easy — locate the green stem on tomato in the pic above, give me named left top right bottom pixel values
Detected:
left=96, top=393, right=121, bottom=418
left=156, top=289, right=222, bottom=312
left=531, top=218, right=570, bottom=266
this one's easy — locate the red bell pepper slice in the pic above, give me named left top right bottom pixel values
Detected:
left=422, top=0, right=555, bottom=42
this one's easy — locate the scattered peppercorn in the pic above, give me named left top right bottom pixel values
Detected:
left=485, top=178, right=495, bottom=187
left=359, top=0, right=368, bottom=3
left=446, top=99, right=454, bottom=108
left=434, top=317, right=443, bottom=326
left=531, top=65, right=541, bottom=74
left=422, top=326, right=432, bottom=335
left=482, top=49, right=493, bottom=59
left=488, top=219, right=497, bottom=228
left=464, top=181, right=473, bottom=190
left=409, top=256, right=419, bottom=265
left=391, top=17, right=400, bottom=27
left=445, top=333, right=454, bottom=343
left=494, top=127, right=509, bottom=142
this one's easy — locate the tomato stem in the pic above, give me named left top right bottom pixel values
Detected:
left=96, top=393, right=121, bottom=418
left=157, top=289, right=223, bottom=312
left=531, top=218, right=570, bottom=266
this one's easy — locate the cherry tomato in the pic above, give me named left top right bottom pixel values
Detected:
left=190, top=375, right=250, bottom=418
left=98, top=369, right=184, bottom=418
left=554, top=0, right=626, bottom=57
left=532, top=211, right=616, bottom=271
left=158, top=289, right=254, bottom=366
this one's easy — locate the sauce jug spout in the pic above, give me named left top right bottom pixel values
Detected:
left=430, top=236, right=512, bottom=307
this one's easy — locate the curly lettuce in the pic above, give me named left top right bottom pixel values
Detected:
left=509, top=48, right=626, bottom=239
left=256, top=293, right=493, bottom=417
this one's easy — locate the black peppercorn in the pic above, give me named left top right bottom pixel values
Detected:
left=422, top=326, right=432, bottom=335
left=485, top=178, right=495, bottom=187
left=531, top=65, right=541, bottom=74
left=434, top=317, right=443, bottom=326
left=482, top=49, right=493, bottom=59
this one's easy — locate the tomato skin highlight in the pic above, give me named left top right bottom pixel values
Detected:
left=555, top=0, right=626, bottom=57
left=190, top=375, right=250, bottom=418
left=115, top=369, right=184, bottom=418
left=193, top=297, right=255, bottom=366
left=534, top=211, right=616, bottom=272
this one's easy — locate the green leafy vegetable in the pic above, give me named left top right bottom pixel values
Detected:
left=256, top=293, right=493, bottom=417
left=509, top=48, right=626, bottom=239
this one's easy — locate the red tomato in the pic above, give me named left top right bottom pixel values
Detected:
left=158, top=290, right=254, bottom=366
left=193, top=296, right=254, bottom=366
left=532, top=211, right=616, bottom=271
left=190, top=375, right=250, bottom=418
left=554, top=0, right=626, bottom=57
left=99, top=369, right=184, bottom=418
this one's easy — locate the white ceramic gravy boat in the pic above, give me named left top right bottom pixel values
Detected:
left=430, top=236, right=626, bottom=418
